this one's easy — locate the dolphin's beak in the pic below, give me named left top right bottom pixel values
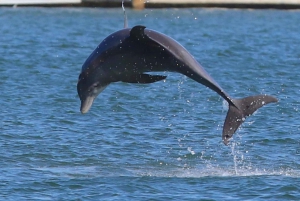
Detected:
left=80, top=96, right=95, bottom=114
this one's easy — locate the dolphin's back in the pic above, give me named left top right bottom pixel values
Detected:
left=81, top=28, right=131, bottom=72
left=134, top=26, right=229, bottom=102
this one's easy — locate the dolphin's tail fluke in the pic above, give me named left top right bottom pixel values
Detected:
left=222, top=95, right=278, bottom=145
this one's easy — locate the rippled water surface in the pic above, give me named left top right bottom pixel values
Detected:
left=1, top=7, right=300, bottom=200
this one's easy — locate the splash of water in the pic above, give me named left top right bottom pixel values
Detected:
left=231, top=142, right=238, bottom=175
left=122, top=0, right=128, bottom=28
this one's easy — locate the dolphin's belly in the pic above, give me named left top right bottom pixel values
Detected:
left=100, top=50, right=176, bottom=77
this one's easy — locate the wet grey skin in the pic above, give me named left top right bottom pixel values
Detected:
left=77, top=25, right=278, bottom=145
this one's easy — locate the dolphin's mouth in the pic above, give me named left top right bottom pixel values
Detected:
left=80, top=96, right=95, bottom=114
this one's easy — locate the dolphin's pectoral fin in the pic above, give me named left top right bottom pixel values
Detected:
left=130, top=25, right=147, bottom=41
left=121, top=74, right=167, bottom=84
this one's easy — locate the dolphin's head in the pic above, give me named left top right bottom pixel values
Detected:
left=77, top=69, right=108, bottom=114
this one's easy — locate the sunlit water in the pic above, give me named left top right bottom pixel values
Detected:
left=0, top=7, right=300, bottom=200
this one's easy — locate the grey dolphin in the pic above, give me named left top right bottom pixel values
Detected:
left=77, top=25, right=277, bottom=144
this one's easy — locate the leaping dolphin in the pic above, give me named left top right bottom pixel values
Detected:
left=77, top=24, right=277, bottom=145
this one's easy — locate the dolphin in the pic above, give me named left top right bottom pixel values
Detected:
left=77, top=25, right=277, bottom=145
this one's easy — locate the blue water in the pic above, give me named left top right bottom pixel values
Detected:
left=1, top=7, right=300, bottom=200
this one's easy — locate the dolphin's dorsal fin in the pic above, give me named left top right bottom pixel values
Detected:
left=122, top=0, right=128, bottom=28
left=130, top=25, right=147, bottom=40
left=121, top=74, right=166, bottom=84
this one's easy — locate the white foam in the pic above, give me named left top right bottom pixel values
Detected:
left=132, top=166, right=300, bottom=178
